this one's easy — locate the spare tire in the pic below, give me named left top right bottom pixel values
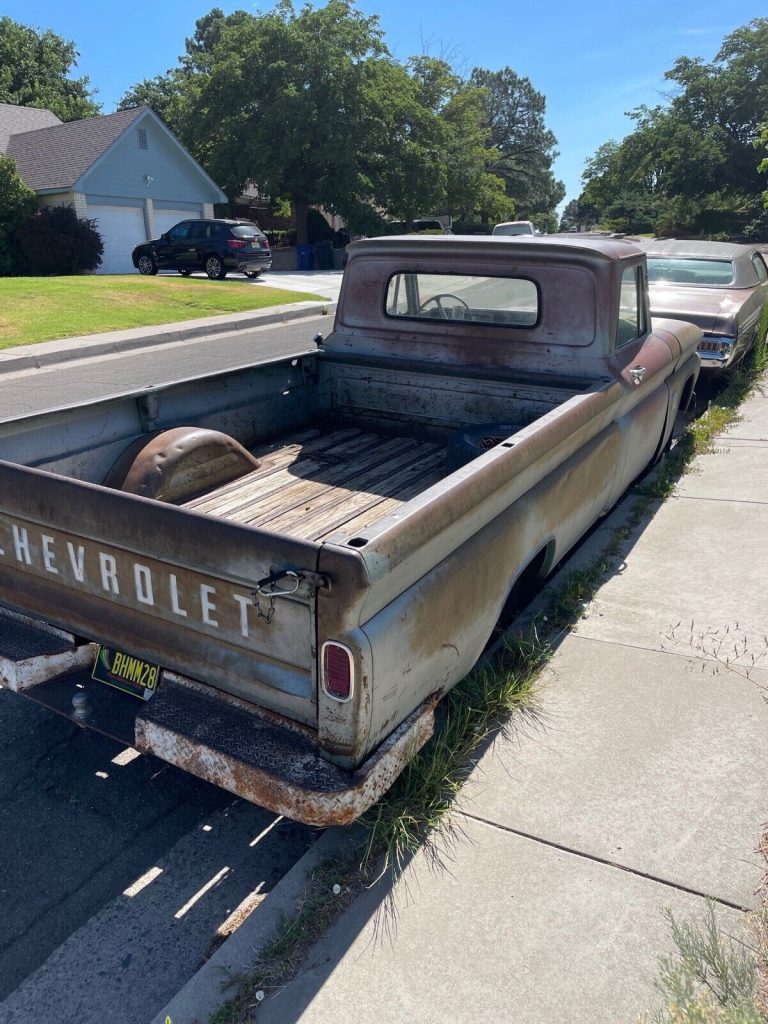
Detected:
left=447, top=422, right=528, bottom=471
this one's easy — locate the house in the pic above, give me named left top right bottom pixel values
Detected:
left=0, top=104, right=227, bottom=273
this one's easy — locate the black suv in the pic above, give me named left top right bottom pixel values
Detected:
left=132, top=219, right=272, bottom=280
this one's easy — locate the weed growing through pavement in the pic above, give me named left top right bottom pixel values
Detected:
left=639, top=902, right=762, bottom=1024
left=208, top=852, right=364, bottom=1024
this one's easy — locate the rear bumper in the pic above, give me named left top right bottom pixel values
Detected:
left=0, top=606, right=435, bottom=826
left=232, top=254, right=272, bottom=272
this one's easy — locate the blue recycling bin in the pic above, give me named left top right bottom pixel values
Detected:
left=296, top=244, right=315, bottom=271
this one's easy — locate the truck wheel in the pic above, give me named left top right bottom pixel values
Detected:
left=137, top=254, right=158, bottom=276
left=205, top=255, right=227, bottom=280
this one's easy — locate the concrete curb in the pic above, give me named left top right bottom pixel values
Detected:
left=0, top=301, right=332, bottom=375
left=151, top=825, right=361, bottom=1024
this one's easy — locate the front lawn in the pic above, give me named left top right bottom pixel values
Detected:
left=0, top=275, right=326, bottom=349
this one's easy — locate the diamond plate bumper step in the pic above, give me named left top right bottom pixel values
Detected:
left=0, top=606, right=436, bottom=826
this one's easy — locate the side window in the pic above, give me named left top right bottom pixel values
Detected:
left=168, top=222, right=190, bottom=242
left=189, top=221, right=209, bottom=240
left=616, top=266, right=646, bottom=348
left=751, top=253, right=768, bottom=282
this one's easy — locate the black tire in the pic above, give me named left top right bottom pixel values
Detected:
left=179, top=269, right=193, bottom=277
left=137, top=253, right=158, bottom=276
left=205, top=254, right=227, bottom=280
left=244, top=269, right=262, bottom=279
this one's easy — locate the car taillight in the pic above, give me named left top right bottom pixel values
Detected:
left=227, top=239, right=247, bottom=250
left=322, top=642, right=354, bottom=701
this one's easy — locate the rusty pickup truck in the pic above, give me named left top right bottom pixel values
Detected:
left=0, top=236, right=700, bottom=825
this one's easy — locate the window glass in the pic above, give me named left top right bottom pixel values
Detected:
left=188, top=221, right=209, bottom=240
left=646, top=257, right=734, bottom=286
left=231, top=225, right=264, bottom=239
left=168, top=222, right=190, bottom=242
left=751, top=253, right=768, bottom=282
left=385, top=272, right=538, bottom=327
left=617, top=266, right=643, bottom=347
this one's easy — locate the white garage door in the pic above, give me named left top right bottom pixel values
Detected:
left=154, top=209, right=201, bottom=236
left=89, top=205, right=147, bottom=274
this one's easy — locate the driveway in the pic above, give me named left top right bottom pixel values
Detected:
left=163, top=269, right=345, bottom=304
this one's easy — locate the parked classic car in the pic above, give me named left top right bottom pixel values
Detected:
left=635, top=239, right=768, bottom=371
left=132, top=218, right=272, bottom=280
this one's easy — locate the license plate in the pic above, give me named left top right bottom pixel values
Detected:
left=92, top=646, right=161, bottom=701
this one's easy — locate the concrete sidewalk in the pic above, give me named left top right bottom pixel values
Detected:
left=158, top=382, right=768, bottom=1024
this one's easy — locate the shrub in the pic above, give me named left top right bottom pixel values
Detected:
left=14, top=205, right=104, bottom=275
left=0, top=155, right=37, bottom=275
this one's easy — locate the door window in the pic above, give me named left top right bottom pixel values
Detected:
left=168, top=222, right=191, bottom=242
left=616, top=266, right=646, bottom=348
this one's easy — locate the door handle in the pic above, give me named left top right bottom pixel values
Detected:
left=629, top=365, right=646, bottom=385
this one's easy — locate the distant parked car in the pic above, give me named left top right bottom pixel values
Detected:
left=132, top=219, right=272, bottom=280
left=634, top=239, right=768, bottom=371
left=492, top=221, right=536, bottom=237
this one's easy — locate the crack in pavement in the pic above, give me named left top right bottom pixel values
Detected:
left=461, top=811, right=752, bottom=913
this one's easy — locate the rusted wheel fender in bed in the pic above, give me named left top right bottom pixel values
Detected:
left=103, top=427, right=260, bottom=503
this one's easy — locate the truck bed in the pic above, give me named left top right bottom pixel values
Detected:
left=183, top=427, right=447, bottom=542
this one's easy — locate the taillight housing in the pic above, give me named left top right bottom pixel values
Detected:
left=226, top=238, right=247, bottom=250
left=321, top=641, right=354, bottom=702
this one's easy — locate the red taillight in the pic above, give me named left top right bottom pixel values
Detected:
left=322, top=642, right=353, bottom=701
left=227, top=238, right=247, bottom=250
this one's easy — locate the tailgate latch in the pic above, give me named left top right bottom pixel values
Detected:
left=252, top=569, right=330, bottom=624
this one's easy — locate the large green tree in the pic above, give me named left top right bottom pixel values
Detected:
left=470, top=67, right=564, bottom=226
left=576, top=18, right=768, bottom=237
left=0, top=17, right=100, bottom=121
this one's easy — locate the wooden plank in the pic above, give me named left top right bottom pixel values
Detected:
left=183, top=426, right=449, bottom=541
left=238, top=437, right=433, bottom=527
left=263, top=444, right=444, bottom=535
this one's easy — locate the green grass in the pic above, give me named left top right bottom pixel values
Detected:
left=0, top=275, right=325, bottom=348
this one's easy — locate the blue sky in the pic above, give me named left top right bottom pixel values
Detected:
left=4, top=0, right=765, bottom=207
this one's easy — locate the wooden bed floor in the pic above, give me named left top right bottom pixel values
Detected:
left=184, top=428, right=447, bottom=542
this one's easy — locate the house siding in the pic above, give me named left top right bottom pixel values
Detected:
left=79, top=118, right=220, bottom=206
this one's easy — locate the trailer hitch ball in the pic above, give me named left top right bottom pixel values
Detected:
left=72, top=690, right=91, bottom=720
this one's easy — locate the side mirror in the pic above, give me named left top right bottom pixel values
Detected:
left=313, top=333, right=324, bottom=348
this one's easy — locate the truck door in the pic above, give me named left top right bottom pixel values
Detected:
left=609, top=263, right=674, bottom=500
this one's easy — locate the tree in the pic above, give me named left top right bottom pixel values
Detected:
left=576, top=18, right=768, bottom=238
left=166, top=0, right=390, bottom=242
left=0, top=17, right=100, bottom=121
left=359, top=56, right=510, bottom=228
left=0, top=155, right=37, bottom=275
left=470, top=67, right=565, bottom=223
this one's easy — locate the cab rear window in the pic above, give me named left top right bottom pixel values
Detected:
left=385, top=272, right=539, bottom=327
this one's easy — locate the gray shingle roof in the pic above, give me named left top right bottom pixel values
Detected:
left=5, top=106, right=146, bottom=190
left=0, top=103, right=61, bottom=154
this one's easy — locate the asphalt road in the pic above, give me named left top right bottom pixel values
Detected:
left=0, top=313, right=326, bottom=420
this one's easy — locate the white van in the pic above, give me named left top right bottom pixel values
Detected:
left=492, top=220, right=535, bottom=236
